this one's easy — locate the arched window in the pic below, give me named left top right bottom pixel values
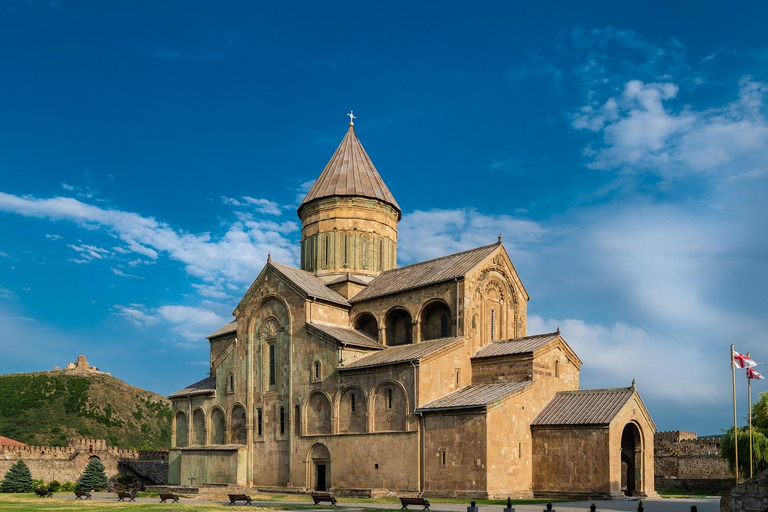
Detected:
left=351, top=393, right=356, bottom=413
left=192, top=409, right=206, bottom=445
left=420, top=301, right=452, bottom=341
left=324, top=236, right=329, bottom=267
left=388, top=388, right=393, bottom=409
left=231, top=405, right=247, bottom=445
left=554, top=360, right=560, bottom=378
left=362, top=238, right=367, bottom=267
left=441, top=449, right=446, bottom=467
left=279, top=406, right=285, bottom=436
left=385, top=309, right=412, bottom=346
left=256, top=408, right=263, bottom=437
left=295, top=405, right=301, bottom=436
left=343, top=235, right=348, bottom=266
left=174, top=412, right=188, bottom=448
left=228, top=372, right=235, bottom=393
left=313, top=360, right=321, bottom=381
left=379, top=239, right=383, bottom=270
left=490, top=309, right=496, bottom=341
left=354, top=313, right=379, bottom=340
left=269, top=344, right=276, bottom=386
left=211, top=408, right=226, bottom=445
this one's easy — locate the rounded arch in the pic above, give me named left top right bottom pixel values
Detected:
left=418, top=299, right=452, bottom=341
left=621, top=421, right=644, bottom=496
left=304, top=390, right=332, bottom=435
left=306, top=443, right=331, bottom=492
left=336, top=385, right=368, bottom=434
left=209, top=406, right=226, bottom=445
left=173, top=411, right=188, bottom=448
left=229, top=403, right=247, bottom=445
left=384, top=307, right=412, bottom=346
left=371, top=380, right=409, bottom=432
left=354, top=312, right=379, bottom=341
left=191, top=407, right=206, bottom=445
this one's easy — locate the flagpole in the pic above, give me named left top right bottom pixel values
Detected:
left=731, top=343, right=739, bottom=482
left=748, top=367, right=753, bottom=479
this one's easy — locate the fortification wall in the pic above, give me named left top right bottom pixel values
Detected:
left=0, top=438, right=167, bottom=485
left=654, top=430, right=732, bottom=492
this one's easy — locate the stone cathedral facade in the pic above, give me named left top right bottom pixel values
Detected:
left=168, top=121, right=657, bottom=498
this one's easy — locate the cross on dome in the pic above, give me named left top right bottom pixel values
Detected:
left=347, top=110, right=356, bottom=126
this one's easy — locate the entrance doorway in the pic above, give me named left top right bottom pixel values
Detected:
left=621, top=423, right=642, bottom=496
left=307, top=444, right=331, bottom=491
left=315, top=464, right=327, bottom=491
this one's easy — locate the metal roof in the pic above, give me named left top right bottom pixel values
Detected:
left=0, top=435, right=27, bottom=447
left=350, top=244, right=499, bottom=303
left=270, top=261, right=351, bottom=307
left=169, top=376, right=216, bottom=399
left=300, top=124, right=400, bottom=214
left=531, top=388, right=635, bottom=426
left=307, top=323, right=384, bottom=350
left=207, top=320, right=237, bottom=340
left=473, top=332, right=561, bottom=358
left=341, top=337, right=464, bottom=370
left=418, top=381, right=531, bottom=412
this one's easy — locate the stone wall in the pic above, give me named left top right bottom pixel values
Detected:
left=721, top=469, right=768, bottom=512
left=0, top=438, right=167, bottom=485
left=654, top=430, right=731, bottom=492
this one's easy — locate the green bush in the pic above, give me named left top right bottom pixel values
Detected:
left=0, top=460, right=34, bottom=493
left=60, top=481, right=75, bottom=492
left=47, top=480, right=61, bottom=492
left=77, top=458, right=108, bottom=491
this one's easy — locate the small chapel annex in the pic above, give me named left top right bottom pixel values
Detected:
left=168, top=118, right=656, bottom=499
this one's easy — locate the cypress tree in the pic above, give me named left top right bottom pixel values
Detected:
left=77, top=458, right=108, bottom=491
left=0, top=460, right=34, bottom=493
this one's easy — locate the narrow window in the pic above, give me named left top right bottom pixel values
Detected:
left=324, top=236, right=329, bottom=266
left=379, top=239, right=383, bottom=269
left=295, top=405, right=301, bottom=436
left=269, top=344, right=276, bottom=386
left=387, top=388, right=393, bottom=409
left=455, top=369, right=460, bottom=385
left=440, top=314, right=449, bottom=338
left=554, top=360, right=559, bottom=378
left=314, top=361, right=320, bottom=380
left=362, top=239, right=367, bottom=267
left=490, top=310, right=495, bottom=341
left=228, top=373, right=234, bottom=393
left=257, top=408, right=263, bottom=437
left=441, top=449, right=446, bottom=466
left=343, top=235, right=348, bottom=265
left=351, top=393, right=356, bottom=413
left=279, top=406, right=285, bottom=435
left=518, top=442, right=522, bottom=458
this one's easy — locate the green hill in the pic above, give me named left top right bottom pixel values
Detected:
left=0, top=371, right=171, bottom=449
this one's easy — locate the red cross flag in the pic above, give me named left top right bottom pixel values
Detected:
left=733, top=351, right=758, bottom=369
left=747, top=368, right=765, bottom=380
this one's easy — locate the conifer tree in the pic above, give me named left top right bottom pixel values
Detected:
left=0, top=460, right=34, bottom=493
left=77, top=458, right=108, bottom=491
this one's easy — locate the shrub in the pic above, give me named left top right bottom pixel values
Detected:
left=47, top=480, right=61, bottom=492
left=60, top=481, right=75, bottom=491
left=77, top=458, right=108, bottom=491
left=0, top=460, right=34, bottom=493
left=32, top=478, right=45, bottom=490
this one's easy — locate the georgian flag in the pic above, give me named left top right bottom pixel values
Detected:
left=747, top=368, right=765, bottom=380
left=733, top=351, right=758, bottom=369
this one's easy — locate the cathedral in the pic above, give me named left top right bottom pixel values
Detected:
left=168, top=119, right=657, bottom=499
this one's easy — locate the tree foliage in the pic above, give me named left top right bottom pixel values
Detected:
left=753, top=391, right=768, bottom=435
left=720, top=426, right=768, bottom=476
left=0, top=460, right=34, bottom=493
left=77, top=458, right=108, bottom=491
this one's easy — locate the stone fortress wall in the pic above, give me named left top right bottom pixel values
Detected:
left=0, top=437, right=168, bottom=485
left=654, top=430, right=733, bottom=492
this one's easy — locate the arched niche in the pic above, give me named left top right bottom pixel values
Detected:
left=385, top=308, right=412, bottom=346
left=372, top=382, right=407, bottom=432
left=621, top=422, right=643, bottom=496
left=191, top=409, right=206, bottom=445
left=420, top=300, right=452, bottom=340
left=230, top=404, right=247, bottom=445
left=305, top=392, right=332, bottom=435
left=307, top=444, right=331, bottom=491
left=354, top=313, right=379, bottom=340
left=338, top=387, right=366, bottom=434
left=481, top=276, right=512, bottom=341
left=210, top=407, right=226, bottom=445
left=174, top=411, right=188, bottom=448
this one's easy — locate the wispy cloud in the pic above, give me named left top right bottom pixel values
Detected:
left=114, top=303, right=229, bottom=342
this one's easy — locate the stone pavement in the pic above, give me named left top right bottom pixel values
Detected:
left=78, top=493, right=720, bottom=512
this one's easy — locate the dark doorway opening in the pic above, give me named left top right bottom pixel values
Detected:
left=315, top=464, right=327, bottom=491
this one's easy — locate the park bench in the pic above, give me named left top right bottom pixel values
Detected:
left=310, top=492, right=337, bottom=506
left=399, top=496, right=430, bottom=510
left=34, top=488, right=53, bottom=497
left=117, top=490, right=136, bottom=502
left=74, top=490, right=92, bottom=500
left=228, top=493, right=253, bottom=505
left=159, top=492, right=180, bottom=503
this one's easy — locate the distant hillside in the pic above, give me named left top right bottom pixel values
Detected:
left=0, top=371, right=171, bottom=449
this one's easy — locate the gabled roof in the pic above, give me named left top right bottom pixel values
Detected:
left=300, top=124, right=400, bottom=215
left=473, top=331, right=583, bottom=368
left=306, top=323, right=384, bottom=350
left=0, top=435, right=26, bottom=447
left=169, top=376, right=216, bottom=399
left=207, top=320, right=237, bottom=340
left=531, top=387, right=635, bottom=426
left=340, top=337, right=464, bottom=370
left=269, top=261, right=351, bottom=307
left=418, top=381, right=531, bottom=412
left=350, top=244, right=500, bottom=303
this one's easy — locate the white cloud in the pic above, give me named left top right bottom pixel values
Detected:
left=113, top=303, right=229, bottom=342
left=45, top=233, right=62, bottom=240
left=114, top=304, right=160, bottom=327
left=111, top=268, right=144, bottom=279
left=68, top=243, right=111, bottom=263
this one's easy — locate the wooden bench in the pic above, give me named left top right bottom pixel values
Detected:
left=228, top=493, right=253, bottom=505
left=310, top=492, right=337, bottom=506
left=399, top=496, right=430, bottom=510
left=34, top=488, right=53, bottom=498
left=74, top=490, right=92, bottom=500
left=159, top=493, right=180, bottom=503
left=117, top=491, right=136, bottom=502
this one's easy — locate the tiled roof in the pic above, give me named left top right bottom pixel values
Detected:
left=474, top=332, right=561, bottom=358
left=207, top=320, right=237, bottom=339
left=169, top=376, right=216, bottom=399
left=307, top=323, right=384, bottom=350
left=341, top=337, right=464, bottom=370
left=350, top=244, right=499, bottom=303
left=300, top=125, right=400, bottom=213
left=531, top=388, right=635, bottom=426
left=270, top=261, right=351, bottom=307
left=0, top=435, right=26, bottom=447
left=418, top=381, right=531, bottom=412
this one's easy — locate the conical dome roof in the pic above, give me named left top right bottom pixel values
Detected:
left=300, top=124, right=400, bottom=215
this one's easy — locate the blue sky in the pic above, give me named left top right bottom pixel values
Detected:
left=1, top=1, right=767, bottom=435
